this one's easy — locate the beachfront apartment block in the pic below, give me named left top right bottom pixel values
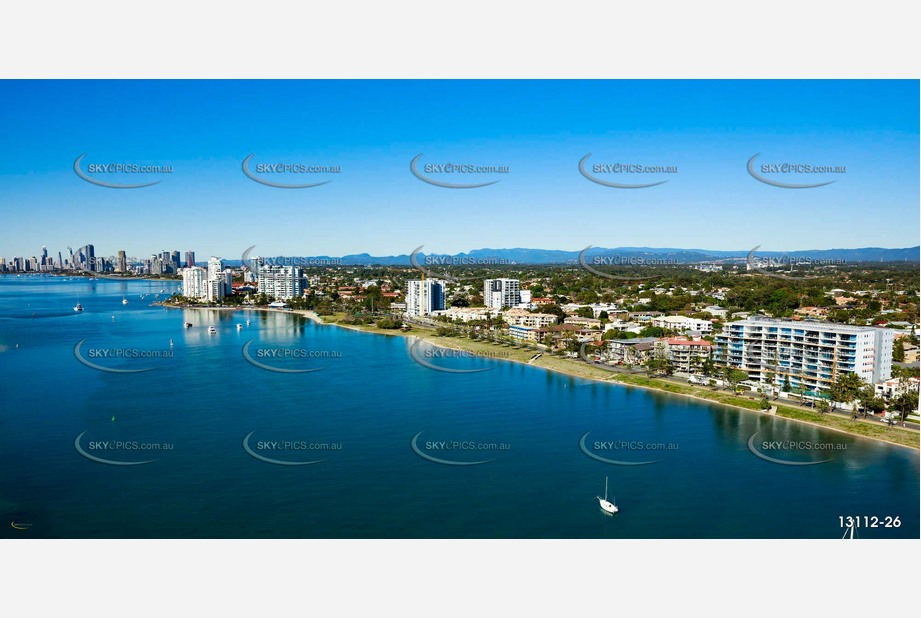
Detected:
left=405, top=279, right=446, bottom=316
left=650, top=315, right=714, bottom=333
left=714, top=318, right=894, bottom=394
left=484, top=278, right=520, bottom=309
left=257, top=265, right=303, bottom=300
left=607, top=337, right=659, bottom=365
left=503, top=308, right=558, bottom=328
left=509, top=324, right=540, bottom=342
left=654, top=337, right=713, bottom=373
left=433, top=306, right=491, bottom=322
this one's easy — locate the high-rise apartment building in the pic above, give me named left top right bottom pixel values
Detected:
left=405, top=279, right=446, bottom=316
left=714, top=318, right=894, bottom=393
left=257, top=265, right=303, bottom=300
left=483, top=278, right=520, bottom=310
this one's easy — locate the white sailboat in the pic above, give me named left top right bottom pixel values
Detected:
left=73, top=302, right=84, bottom=312
left=597, top=476, right=618, bottom=514
left=122, top=296, right=128, bottom=305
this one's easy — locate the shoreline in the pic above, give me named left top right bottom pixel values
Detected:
left=163, top=303, right=919, bottom=451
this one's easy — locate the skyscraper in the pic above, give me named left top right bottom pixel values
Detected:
left=185, top=251, right=195, bottom=268
left=116, top=250, right=127, bottom=273
left=78, top=244, right=95, bottom=272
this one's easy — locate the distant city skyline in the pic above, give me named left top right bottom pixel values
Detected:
left=1, top=241, right=919, bottom=274
left=0, top=80, right=918, bottom=257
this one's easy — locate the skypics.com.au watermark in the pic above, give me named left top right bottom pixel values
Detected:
left=240, top=246, right=343, bottom=271
left=578, top=246, right=678, bottom=281
left=747, top=431, right=845, bottom=466
left=242, top=431, right=340, bottom=465
left=409, top=339, right=510, bottom=374
left=74, top=339, right=173, bottom=374
left=74, top=153, right=173, bottom=189
left=242, top=340, right=341, bottom=374
left=410, top=431, right=510, bottom=466
left=70, top=255, right=147, bottom=273
left=410, top=153, right=508, bottom=188
left=241, top=154, right=341, bottom=188
left=590, top=255, right=680, bottom=267
left=747, top=153, right=846, bottom=189
left=747, top=245, right=847, bottom=280
left=579, top=153, right=677, bottom=188
left=409, top=245, right=511, bottom=283
left=74, top=431, right=173, bottom=466
left=579, top=431, right=674, bottom=466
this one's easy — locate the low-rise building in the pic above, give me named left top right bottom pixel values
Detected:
left=563, top=316, right=602, bottom=329
left=902, top=342, right=919, bottom=363
left=509, top=324, right=540, bottom=342
left=607, top=337, right=659, bottom=365
left=875, top=377, right=920, bottom=401
left=505, top=310, right=559, bottom=328
left=794, top=306, right=829, bottom=319
left=650, top=315, right=714, bottom=334
left=434, top=307, right=492, bottom=323
left=654, top=336, right=713, bottom=373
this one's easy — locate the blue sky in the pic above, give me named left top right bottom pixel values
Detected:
left=0, top=80, right=917, bottom=261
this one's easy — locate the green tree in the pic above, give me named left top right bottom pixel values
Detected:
left=728, top=369, right=749, bottom=393
left=893, top=338, right=905, bottom=362
left=892, top=391, right=918, bottom=425
left=830, top=372, right=865, bottom=413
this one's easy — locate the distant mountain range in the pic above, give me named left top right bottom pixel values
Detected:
left=225, top=246, right=920, bottom=267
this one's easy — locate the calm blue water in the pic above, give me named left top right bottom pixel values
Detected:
left=0, top=274, right=918, bottom=538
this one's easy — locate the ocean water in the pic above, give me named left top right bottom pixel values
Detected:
left=0, top=274, right=918, bottom=538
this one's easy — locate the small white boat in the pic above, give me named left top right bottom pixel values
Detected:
left=237, top=324, right=243, bottom=331
left=74, top=303, right=84, bottom=312
left=597, top=476, right=618, bottom=514
left=208, top=326, right=217, bottom=334
left=246, top=319, right=251, bottom=326
left=184, top=322, right=193, bottom=328
left=169, top=339, right=174, bottom=347
left=122, top=297, right=129, bottom=305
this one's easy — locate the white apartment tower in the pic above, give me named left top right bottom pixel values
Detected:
left=206, top=257, right=227, bottom=301
left=483, top=278, right=520, bottom=310
left=181, top=266, right=206, bottom=300
left=405, top=279, right=446, bottom=317
left=257, top=265, right=303, bottom=300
